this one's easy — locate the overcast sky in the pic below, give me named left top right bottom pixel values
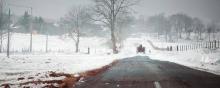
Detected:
left=5, top=0, right=220, bottom=22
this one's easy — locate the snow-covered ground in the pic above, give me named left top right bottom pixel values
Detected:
left=138, top=34, right=220, bottom=75
left=120, top=33, right=220, bottom=75
left=148, top=49, right=220, bottom=75
left=0, top=53, right=136, bottom=86
left=0, top=33, right=220, bottom=87
left=0, top=33, right=138, bottom=87
left=2, top=33, right=110, bottom=54
left=117, top=34, right=220, bottom=76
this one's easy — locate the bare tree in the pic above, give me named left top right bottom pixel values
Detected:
left=192, top=18, right=204, bottom=41
left=116, top=14, right=134, bottom=48
left=7, top=9, right=11, bottom=58
left=0, top=0, right=7, bottom=53
left=169, top=13, right=193, bottom=40
left=207, top=22, right=217, bottom=41
left=93, top=0, right=138, bottom=54
left=33, top=17, right=48, bottom=52
left=147, top=14, right=171, bottom=41
left=0, top=0, right=11, bottom=57
left=62, top=7, right=90, bottom=53
left=0, top=0, right=3, bottom=53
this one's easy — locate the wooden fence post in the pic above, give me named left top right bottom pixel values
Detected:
left=88, top=47, right=90, bottom=54
left=214, top=40, right=217, bottom=49
left=177, top=45, right=178, bottom=51
left=170, top=46, right=172, bottom=51
left=218, top=40, right=220, bottom=48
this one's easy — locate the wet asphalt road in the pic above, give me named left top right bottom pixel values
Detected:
left=75, top=56, right=220, bottom=88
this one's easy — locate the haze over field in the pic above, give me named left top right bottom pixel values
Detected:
left=5, top=0, right=220, bottom=22
left=1, top=0, right=220, bottom=88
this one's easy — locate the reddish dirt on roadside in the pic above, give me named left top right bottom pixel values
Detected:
left=1, top=60, right=118, bottom=88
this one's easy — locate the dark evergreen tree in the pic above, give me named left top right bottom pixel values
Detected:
left=18, top=11, right=31, bottom=33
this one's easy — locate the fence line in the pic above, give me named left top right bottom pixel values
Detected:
left=167, top=40, right=220, bottom=52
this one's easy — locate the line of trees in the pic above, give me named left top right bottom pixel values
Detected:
left=142, top=13, right=220, bottom=42
left=0, top=10, right=8, bottom=53
left=0, top=0, right=138, bottom=54
left=2, top=1, right=219, bottom=55
left=60, top=6, right=91, bottom=53
left=0, top=0, right=10, bottom=55
left=59, top=0, right=138, bottom=54
left=16, top=12, right=64, bottom=53
left=0, top=5, right=55, bottom=56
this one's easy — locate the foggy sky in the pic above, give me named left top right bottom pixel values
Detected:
left=5, top=0, right=220, bottom=22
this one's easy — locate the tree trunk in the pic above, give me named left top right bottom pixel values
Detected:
left=7, top=28, right=9, bottom=57
left=208, top=33, right=211, bottom=42
left=0, top=30, right=3, bottom=53
left=175, top=27, right=179, bottom=41
left=179, top=31, right=182, bottom=39
left=29, top=19, right=33, bottom=52
left=165, top=31, right=168, bottom=42
left=111, top=0, right=118, bottom=54
left=111, top=27, right=117, bottom=54
left=186, top=31, right=191, bottom=40
left=168, top=32, right=172, bottom=42
left=7, top=9, right=11, bottom=58
left=75, top=30, right=80, bottom=53
left=0, top=0, right=3, bottom=53
left=30, top=32, right=32, bottom=52
left=199, top=31, right=202, bottom=40
left=45, top=34, right=48, bottom=53
left=75, top=38, right=79, bottom=53
left=213, top=33, right=216, bottom=40
left=111, top=17, right=118, bottom=54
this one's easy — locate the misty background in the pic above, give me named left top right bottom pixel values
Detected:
left=5, top=0, right=220, bottom=23
left=0, top=0, right=220, bottom=54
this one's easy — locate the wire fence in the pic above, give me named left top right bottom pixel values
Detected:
left=167, top=40, right=220, bottom=51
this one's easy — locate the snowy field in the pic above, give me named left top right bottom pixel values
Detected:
left=0, top=33, right=138, bottom=87
left=0, top=53, right=136, bottom=87
left=1, top=33, right=110, bottom=54
left=0, top=33, right=220, bottom=87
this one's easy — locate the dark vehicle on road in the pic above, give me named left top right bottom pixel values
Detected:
left=137, top=44, right=145, bottom=54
